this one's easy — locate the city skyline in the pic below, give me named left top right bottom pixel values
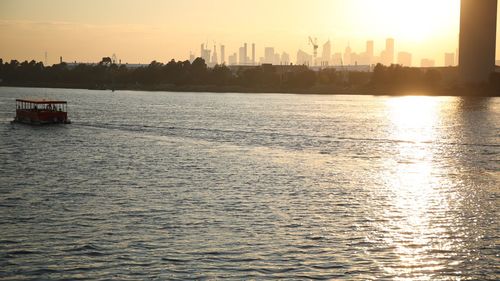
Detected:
left=190, top=37, right=454, bottom=68
left=0, top=0, right=499, bottom=65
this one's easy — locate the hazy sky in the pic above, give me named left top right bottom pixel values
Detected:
left=0, top=0, right=498, bottom=65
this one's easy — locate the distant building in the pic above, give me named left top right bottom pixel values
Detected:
left=228, top=64, right=309, bottom=76
left=238, top=43, right=249, bottom=65
left=252, top=43, right=256, bottom=65
left=459, top=0, right=497, bottom=83
left=264, top=47, right=275, bottom=64
left=366, top=40, right=374, bottom=63
left=112, top=63, right=148, bottom=69
left=356, top=40, right=373, bottom=65
left=297, top=49, right=312, bottom=66
left=200, top=44, right=211, bottom=64
left=273, top=54, right=281, bottom=65
left=312, top=65, right=372, bottom=72
left=421, top=58, right=435, bottom=68
left=444, top=52, right=455, bottom=66
left=321, top=40, right=331, bottom=66
left=211, top=45, right=218, bottom=65
left=228, top=53, right=237, bottom=65
left=281, top=52, right=290, bottom=65
left=238, top=46, right=246, bottom=65
left=243, top=43, right=248, bottom=64
left=350, top=53, right=361, bottom=65
left=397, top=52, right=412, bottom=66
left=343, top=45, right=352, bottom=65
left=380, top=38, right=394, bottom=65
left=220, top=45, right=225, bottom=65
left=65, top=62, right=94, bottom=69
left=332, top=53, right=342, bottom=65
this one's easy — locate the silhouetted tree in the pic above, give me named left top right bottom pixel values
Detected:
left=210, top=64, right=232, bottom=86
left=372, top=63, right=428, bottom=89
left=348, top=71, right=371, bottom=85
left=282, top=68, right=315, bottom=89
left=100, top=57, right=112, bottom=65
left=317, top=68, right=337, bottom=84
left=191, top=57, right=208, bottom=84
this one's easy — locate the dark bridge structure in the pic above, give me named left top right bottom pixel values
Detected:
left=459, top=0, right=498, bottom=83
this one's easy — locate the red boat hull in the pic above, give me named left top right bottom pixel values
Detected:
left=14, top=109, right=70, bottom=124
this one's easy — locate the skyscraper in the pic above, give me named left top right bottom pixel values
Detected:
left=321, top=40, right=331, bottom=66
left=239, top=46, right=246, bottom=65
left=228, top=53, right=237, bottom=65
left=332, top=53, right=342, bottom=65
left=273, top=53, right=281, bottom=65
left=459, top=0, right=498, bottom=83
left=281, top=52, right=290, bottom=65
left=297, top=49, right=312, bottom=66
left=444, top=53, right=455, bottom=66
left=252, top=43, right=256, bottom=65
left=243, top=43, right=248, bottom=64
left=388, top=38, right=394, bottom=64
left=421, top=58, right=435, bottom=68
left=200, top=44, right=211, bottom=64
left=397, top=52, right=412, bottom=66
left=366, top=40, right=374, bottom=64
left=264, top=47, right=275, bottom=64
left=381, top=38, right=394, bottom=65
left=211, top=44, right=218, bottom=65
left=366, top=41, right=374, bottom=58
left=343, top=45, right=352, bottom=65
left=220, top=45, right=225, bottom=65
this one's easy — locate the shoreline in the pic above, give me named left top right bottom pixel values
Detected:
left=1, top=83, right=498, bottom=97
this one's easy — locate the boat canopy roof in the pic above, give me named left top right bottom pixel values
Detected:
left=16, top=99, right=67, bottom=104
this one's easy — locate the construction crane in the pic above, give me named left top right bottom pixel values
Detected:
left=308, top=36, right=318, bottom=66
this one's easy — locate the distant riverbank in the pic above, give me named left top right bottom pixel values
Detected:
left=1, top=82, right=498, bottom=97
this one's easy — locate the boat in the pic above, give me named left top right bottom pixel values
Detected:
left=12, top=99, right=71, bottom=125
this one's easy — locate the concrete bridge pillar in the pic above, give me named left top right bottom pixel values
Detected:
left=459, top=0, right=497, bottom=83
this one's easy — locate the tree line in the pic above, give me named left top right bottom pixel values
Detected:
left=0, top=58, right=322, bottom=90
left=0, top=57, right=374, bottom=90
left=0, top=58, right=498, bottom=93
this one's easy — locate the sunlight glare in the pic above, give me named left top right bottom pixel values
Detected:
left=386, top=96, right=442, bottom=143
left=352, top=0, right=460, bottom=42
left=377, top=96, right=453, bottom=278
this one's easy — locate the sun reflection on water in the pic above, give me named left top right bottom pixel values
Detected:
left=386, top=96, right=443, bottom=143
left=377, top=96, right=457, bottom=279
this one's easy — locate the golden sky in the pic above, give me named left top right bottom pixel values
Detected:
left=0, top=0, right=498, bottom=65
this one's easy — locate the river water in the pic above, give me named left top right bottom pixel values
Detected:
left=0, top=87, right=498, bottom=280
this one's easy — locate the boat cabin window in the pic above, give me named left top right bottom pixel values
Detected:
left=15, top=100, right=67, bottom=113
